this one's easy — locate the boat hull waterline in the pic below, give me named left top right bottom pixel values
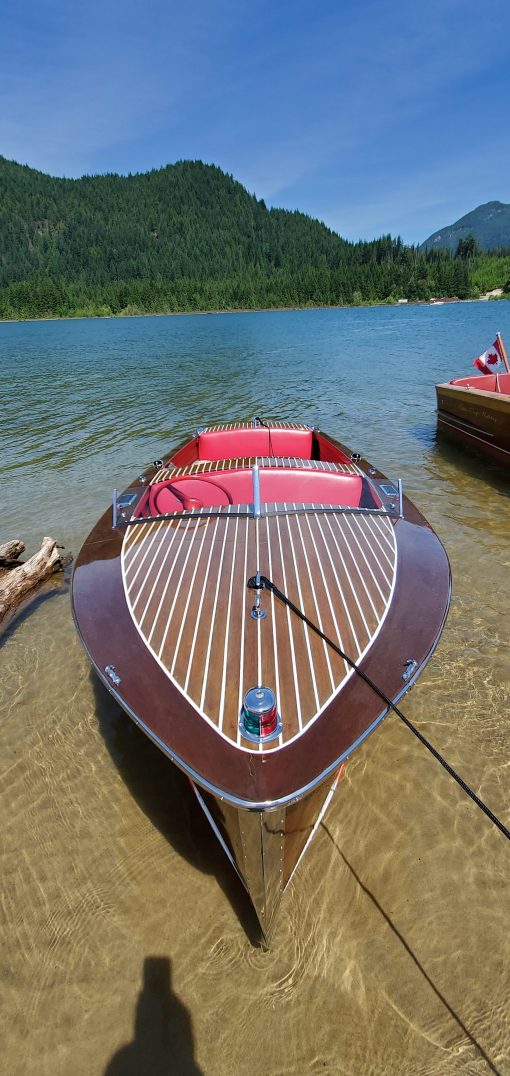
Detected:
left=436, top=371, right=510, bottom=467
left=72, top=421, right=451, bottom=942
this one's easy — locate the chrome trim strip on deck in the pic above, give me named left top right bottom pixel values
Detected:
left=125, top=503, right=399, bottom=528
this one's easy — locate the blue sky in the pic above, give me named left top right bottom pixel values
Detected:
left=1, top=0, right=509, bottom=244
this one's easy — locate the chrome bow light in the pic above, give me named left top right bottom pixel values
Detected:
left=240, top=686, right=281, bottom=742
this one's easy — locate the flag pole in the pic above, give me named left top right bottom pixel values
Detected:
left=497, top=332, right=510, bottom=373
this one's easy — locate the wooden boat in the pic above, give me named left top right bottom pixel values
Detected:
left=436, top=371, right=510, bottom=467
left=72, top=420, right=451, bottom=943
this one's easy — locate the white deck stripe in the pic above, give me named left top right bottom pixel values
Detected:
left=313, top=512, right=371, bottom=645
left=275, top=510, right=302, bottom=730
left=292, top=507, right=335, bottom=694
left=334, top=513, right=389, bottom=605
left=370, top=513, right=395, bottom=553
left=183, top=516, right=222, bottom=693
left=285, top=503, right=320, bottom=712
left=298, top=513, right=340, bottom=691
left=199, top=510, right=232, bottom=711
left=218, top=515, right=240, bottom=731
left=126, top=520, right=168, bottom=593
left=237, top=516, right=250, bottom=745
left=124, top=515, right=154, bottom=552
left=147, top=518, right=193, bottom=646
left=158, top=517, right=206, bottom=660
left=134, top=516, right=188, bottom=618
left=359, top=513, right=395, bottom=573
left=349, top=515, right=392, bottom=589
left=170, top=515, right=211, bottom=675
left=152, top=457, right=360, bottom=481
left=256, top=519, right=262, bottom=688
left=312, top=513, right=363, bottom=659
left=321, top=512, right=380, bottom=621
left=265, top=509, right=283, bottom=747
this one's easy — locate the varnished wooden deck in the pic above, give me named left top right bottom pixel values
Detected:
left=121, top=497, right=397, bottom=753
left=153, top=456, right=362, bottom=481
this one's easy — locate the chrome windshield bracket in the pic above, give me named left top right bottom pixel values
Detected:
left=252, top=464, right=261, bottom=518
left=398, top=478, right=404, bottom=518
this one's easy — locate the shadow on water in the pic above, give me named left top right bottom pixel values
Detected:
left=0, top=571, right=70, bottom=648
left=104, top=956, right=203, bottom=1076
left=92, top=673, right=261, bottom=945
left=433, top=431, right=510, bottom=499
left=322, top=824, right=501, bottom=1076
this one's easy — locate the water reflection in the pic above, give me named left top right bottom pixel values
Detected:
left=0, top=567, right=70, bottom=648
left=92, top=672, right=262, bottom=945
left=104, top=957, right=203, bottom=1076
left=321, top=824, right=502, bottom=1076
left=1, top=306, right=510, bottom=1074
left=433, top=430, right=510, bottom=498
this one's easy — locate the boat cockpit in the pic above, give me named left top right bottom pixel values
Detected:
left=127, top=423, right=402, bottom=520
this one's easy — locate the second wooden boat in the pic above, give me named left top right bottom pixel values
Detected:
left=436, top=332, right=510, bottom=466
left=436, top=372, right=510, bottom=466
left=72, top=420, right=451, bottom=943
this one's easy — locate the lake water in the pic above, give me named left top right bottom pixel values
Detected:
left=1, top=303, right=509, bottom=1075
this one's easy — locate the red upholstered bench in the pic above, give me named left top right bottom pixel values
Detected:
left=199, top=428, right=269, bottom=460
left=198, top=427, right=313, bottom=461
left=267, top=428, right=313, bottom=457
left=147, top=468, right=366, bottom=515
left=258, top=469, right=363, bottom=506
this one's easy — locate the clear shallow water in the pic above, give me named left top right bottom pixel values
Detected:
left=1, top=304, right=510, bottom=1075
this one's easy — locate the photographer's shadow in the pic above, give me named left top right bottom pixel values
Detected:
left=105, top=956, right=203, bottom=1076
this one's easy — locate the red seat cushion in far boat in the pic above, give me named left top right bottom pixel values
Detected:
left=449, top=372, right=510, bottom=393
left=148, top=469, right=365, bottom=514
left=198, top=427, right=313, bottom=461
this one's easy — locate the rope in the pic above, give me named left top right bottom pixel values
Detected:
left=248, top=574, right=510, bottom=842
left=254, top=416, right=275, bottom=457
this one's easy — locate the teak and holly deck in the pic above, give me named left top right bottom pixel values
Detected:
left=72, top=421, right=450, bottom=941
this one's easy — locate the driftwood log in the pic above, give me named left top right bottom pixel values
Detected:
left=0, top=537, right=71, bottom=627
left=0, top=539, right=26, bottom=566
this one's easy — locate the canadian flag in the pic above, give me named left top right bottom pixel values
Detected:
left=473, top=337, right=505, bottom=374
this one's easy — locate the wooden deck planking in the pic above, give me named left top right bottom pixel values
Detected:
left=122, top=504, right=397, bottom=750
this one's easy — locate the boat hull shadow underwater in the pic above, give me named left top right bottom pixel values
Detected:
left=72, top=420, right=451, bottom=943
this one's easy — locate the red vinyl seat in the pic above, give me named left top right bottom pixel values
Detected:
left=148, top=468, right=365, bottom=515
left=198, top=427, right=313, bottom=461
left=259, top=470, right=362, bottom=506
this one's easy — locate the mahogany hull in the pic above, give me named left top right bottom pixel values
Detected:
left=72, top=421, right=451, bottom=942
left=436, top=380, right=510, bottom=467
left=191, top=767, right=344, bottom=940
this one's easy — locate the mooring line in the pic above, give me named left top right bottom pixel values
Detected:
left=247, top=573, right=510, bottom=842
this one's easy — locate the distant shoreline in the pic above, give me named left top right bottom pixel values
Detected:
left=1, top=294, right=507, bottom=327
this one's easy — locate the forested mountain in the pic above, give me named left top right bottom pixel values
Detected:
left=0, top=156, right=509, bottom=319
left=421, top=201, right=510, bottom=253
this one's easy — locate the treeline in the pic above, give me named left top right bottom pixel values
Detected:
left=0, top=156, right=509, bottom=320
